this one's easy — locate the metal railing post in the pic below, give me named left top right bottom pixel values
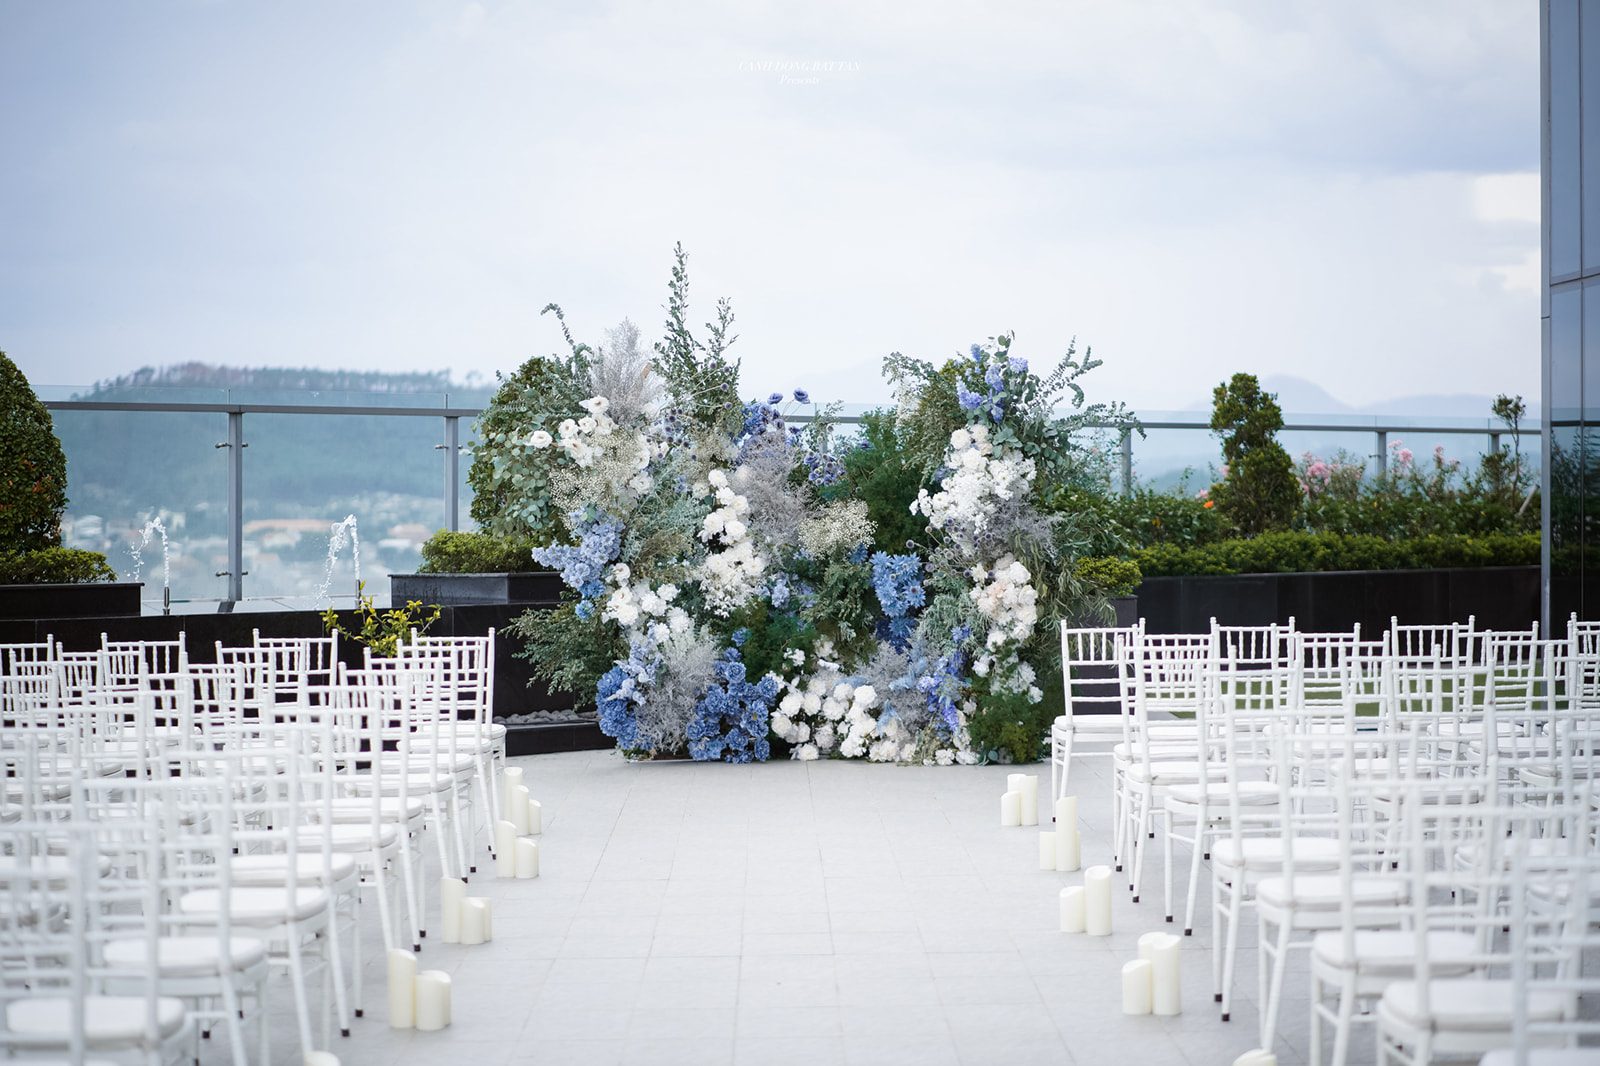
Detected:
left=215, top=410, right=246, bottom=604
left=1374, top=429, right=1387, bottom=478
left=442, top=416, right=461, bottom=532
left=1119, top=429, right=1133, bottom=496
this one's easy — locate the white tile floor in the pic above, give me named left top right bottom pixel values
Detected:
left=249, top=751, right=1329, bottom=1066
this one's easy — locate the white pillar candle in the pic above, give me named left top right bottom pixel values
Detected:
left=1007, top=772, right=1026, bottom=796
left=439, top=877, right=466, bottom=944
left=1084, top=865, right=1113, bottom=936
left=500, top=766, right=524, bottom=814
left=1232, top=1053, right=1277, bottom=1066
left=1038, top=831, right=1056, bottom=870
left=509, top=784, right=532, bottom=835
left=527, top=797, right=542, bottom=835
left=1138, top=930, right=1168, bottom=961
left=413, top=970, right=452, bottom=1031
left=386, top=949, right=416, bottom=1029
left=1020, top=775, right=1040, bottom=826
left=1121, top=958, right=1153, bottom=1015
left=1151, top=933, right=1181, bottom=1015
left=1054, top=794, right=1077, bottom=829
left=1055, top=826, right=1080, bottom=872
left=1000, top=791, right=1022, bottom=827
left=493, top=820, right=517, bottom=878
left=459, top=897, right=489, bottom=946
left=480, top=897, right=492, bottom=940
left=304, top=1053, right=342, bottom=1066
left=1059, top=887, right=1085, bottom=933
left=515, top=837, right=540, bottom=879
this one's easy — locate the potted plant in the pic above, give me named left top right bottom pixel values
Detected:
left=388, top=530, right=563, bottom=606
left=0, top=350, right=134, bottom=620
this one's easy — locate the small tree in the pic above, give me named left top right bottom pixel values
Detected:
left=0, top=350, right=68, bottom=551
left=1209, top=372, right=1300, bottom=536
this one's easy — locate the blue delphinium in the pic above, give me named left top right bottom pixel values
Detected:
left=531, top=510, right=623, bottom=600
left=686, top=645, right=777, bottom=763
left=870, top=552, right=925, bottom=647
left=846, top=543, right=869, bottom=565
left=916, top=626, right=971, bottom=736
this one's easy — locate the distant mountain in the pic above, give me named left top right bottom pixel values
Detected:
left=1160, top=375, right=1539, bottom=423
left=77, top=362, right=488, bottom=399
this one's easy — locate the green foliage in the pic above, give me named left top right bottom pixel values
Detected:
left=723, top=599, right=815, bottom=683
left=652, top=242, right=743, bottom=439
left=466, top=321, right=593, bottom=542
left=1074, top=556, right=1142, bottom=598
left=1209, top=373, right=1300, bottom=536
left=506, top=598, right=624, bottom=712
left=799, top=555, right=881, bottom=666
left=881, top=355, right=967, bottom=480
left=321, top=582, right=442, bottom=657
left=0, top=547, right=116, bottom=584
left=841, top=409, right=930, bottom=553
left=0, top=351, right=69, bottom=551
left=1130, top=531, right=1540, bottom=577
left=966, top=667, right=1058, bottom=764
left=419, top=530, right=540, bottom=574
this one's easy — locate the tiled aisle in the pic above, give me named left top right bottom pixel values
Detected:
left=263, top=752, right=1316, bottom=1066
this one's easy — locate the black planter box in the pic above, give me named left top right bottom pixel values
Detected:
left=390, top=572, right=563, bottom=607
left=0, top=581, right=143, bottom=621
left=1134, top=566, right=1539, bottom=636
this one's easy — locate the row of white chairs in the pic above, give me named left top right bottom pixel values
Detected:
left=0, top=628, right=503, bottom=1065
left=1054, top=616, right=1600, bottom=1066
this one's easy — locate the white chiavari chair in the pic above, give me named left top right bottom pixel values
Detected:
left=1053, top=621, right=1143, bottom=808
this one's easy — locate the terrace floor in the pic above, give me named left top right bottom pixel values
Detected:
left=258, top=751, right=1319, bottom=1066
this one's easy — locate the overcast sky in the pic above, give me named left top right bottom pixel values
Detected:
left=0, top=1, right=1540, bottom=413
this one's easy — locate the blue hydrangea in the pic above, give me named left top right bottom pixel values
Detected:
left=685, top=645, right=776, bottom=763
left=1008, top=355, right=1028, bottom=374
left=917, top=637, right=969, bottom=737
left=574, top=600, right=594, bottom=621
left=984, top=364, right=1005, bottom=392
left=969, top=343, right=983, bottom=361
left=531, top=511, right=623, bottom=600
left=956, top=382, right=985, bottom=412
left=769, top=575, right=791, bottom=609
left=870, top=552, right=925, bottom=647
left=595, top=632, right=668, bottom=752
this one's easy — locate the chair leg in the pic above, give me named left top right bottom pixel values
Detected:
left=1220, top=879, right=1242, bottom=1021
left=1183, top=821, right=1207, bottom=934
left=1261, top=914, right=1292, bottom=1050
left=1331, top=971, right=1356, bottom=1066
left=1162, top=813, right=1175, bottom=921
left=285, top=925, right=315, bottom=1056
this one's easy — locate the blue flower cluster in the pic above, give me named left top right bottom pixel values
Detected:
left=769, top=574, right=792, bottom=609
left=804, top=451, right=845, bottom=486
left=595, top=633, right=659, bottom=750
left=916, top=626, right=971, bottom=736
left=685, top=641, right=778, bottom=763
left=958, top=342, right=1022, bottom=423
left=870, top=552, right=925, bottom=647
left=739, top=400, right=786, bottom=442
left=532, top=511, right=623, bottom=601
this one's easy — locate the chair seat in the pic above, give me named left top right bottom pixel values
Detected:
left=1479, top=1051, right=1600, bottom=1065
left=177, top=886, right=328, bottom=925
left=230, top=852, right=359, bottom=887
left=104, top=935, right=267, bottom=977
left=1124, top=760, right=1220, bottom=785
left=1313, top=930, right=1480, bottom=976
left=1381, top=979, right=1567, bottom=1032
left=1257, top=874, right=1405, bottom=911
left=376, top=751, right=477, bottom=774
left=1518, top=762, right=1597, bottom=788
left=323, top=796, right=427, bottom=822
left=293, top=823, right=399, bottom=853
left=1212, top=836, right=1341, bottom=872
left=1165, top=781, right=1278, bottom=807
left=5, top=995, right=187, bottom=1047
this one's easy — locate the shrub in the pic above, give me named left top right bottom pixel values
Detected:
left=1209, top=373, right=1300, bottom=536
left=841, top=409, right=929, bottom=553
left=320, top=581, right=441, bottom=658
left=0, top=547, right=116, bottom=584
left=1074, top=556, right=1142, bottom=598
left=420, top=530, right=540, bottom=574
left=1130, top=531, right=1540, bottom=577
left=0, top=350, right=69, bottom=551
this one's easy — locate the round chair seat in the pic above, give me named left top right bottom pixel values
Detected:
left=5, top=995, right=187, bottom=1047
left=104, top=935, right=267, bottom=977
left=177, top=886, right=328, bottom=926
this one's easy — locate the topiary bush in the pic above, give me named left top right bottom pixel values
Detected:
left=0, top=350, right=69, bottom=551
left=419, top=530, right=540, bottom=573
left=1209, top=373, right=1300, bottom=536
left=0, top=547, right=116, bottom=584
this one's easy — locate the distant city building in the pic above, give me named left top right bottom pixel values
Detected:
left=1543, top=0, right=1600, bottom=625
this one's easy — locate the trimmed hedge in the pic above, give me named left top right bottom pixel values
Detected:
left=1123, top=531, right=1540, bottom=578
left=0, top=547, right=116, bottom=585
left=1074, top=555, right=1142, bottom=598
left=419, top=530, right=540, bottom=574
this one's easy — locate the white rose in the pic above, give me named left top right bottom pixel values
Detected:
left=797, top=743, right=819, bottom=761
left=822, top=698, right=845, bottom=722
left=853, top=685, right=877, bottom=708
left=558, top=419, right=578, bottom=438
left=950, top=428, right=971, bottom=450
left=707, top=469, right=728, bottom=489
left=779, top=693, right=803, bottom=715
left=703, top=511, right=727, bottom=536
left=659, top=583, right=679, bottom=602
left=771, top=713, right=793, bottom=737
left=832, top=683, right=855, bottom=703
left=723, top=519, right=747, bottom=541
left=802, top=692, right=822, bottom=714
left=529, top=430, right=553, bottom=449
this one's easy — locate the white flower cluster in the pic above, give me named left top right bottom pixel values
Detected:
left=796, top=499, right=874, bottom=559
left=698, top=469, right=766, bottom=615
left=540, top=396, right=616, bottom=467
left=602, top=564, right=691, bottom=639
left=771, top=661, right=881, bottom=761
left=969, top=553, right=1039, bottom=649
left=910, top=425, right=1036, bottom=553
